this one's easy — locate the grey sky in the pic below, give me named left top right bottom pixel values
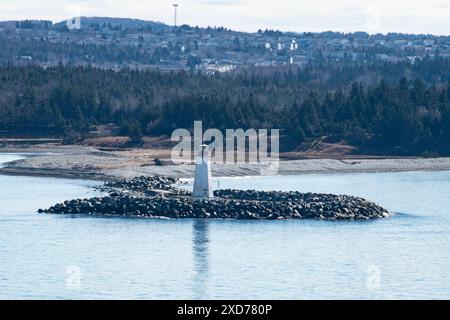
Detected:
left=0, top=0, right=449, bottom=35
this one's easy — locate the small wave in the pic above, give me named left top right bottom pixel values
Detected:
left=389, top=211, right=422, bottom=219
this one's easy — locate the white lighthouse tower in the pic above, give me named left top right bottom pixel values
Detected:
left=193, top=144, right=214, bottom=199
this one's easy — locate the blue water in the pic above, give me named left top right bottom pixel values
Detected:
left=1, top=154, right=450, bottom=299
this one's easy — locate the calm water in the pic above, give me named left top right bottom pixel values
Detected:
left=1, top=154, right=450, bottom=299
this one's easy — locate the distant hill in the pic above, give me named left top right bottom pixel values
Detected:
left=53, top=16, right=170, bottom=31
left=1, top=16, right=449, bottom=71
left=0, top=20, right=52, bottom=29
left=0, top=17, right=449, bottom=155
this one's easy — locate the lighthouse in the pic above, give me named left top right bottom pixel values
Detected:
left=193, top=144, right=214, bottom=199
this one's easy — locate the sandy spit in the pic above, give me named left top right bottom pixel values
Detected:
left=1, top=145, right=450, bottom=180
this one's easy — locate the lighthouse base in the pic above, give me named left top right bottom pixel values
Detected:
left=193, top=159, right=213, bottom=199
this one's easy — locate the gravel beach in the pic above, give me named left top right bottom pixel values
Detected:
left=1, top=144, right=450, bottom=180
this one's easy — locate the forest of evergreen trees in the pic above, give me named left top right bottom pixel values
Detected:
left=0, top=57, right=449, bottom=155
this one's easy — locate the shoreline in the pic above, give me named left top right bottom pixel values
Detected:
left=2, top=144, right=450, bottom=180
left=2, top=164, right=449, bottom=182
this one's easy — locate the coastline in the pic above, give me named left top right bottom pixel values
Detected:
left=2, top=144, right=450, bottom=180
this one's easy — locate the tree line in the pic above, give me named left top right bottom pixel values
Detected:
left=0, top=58, right=449, bottom=155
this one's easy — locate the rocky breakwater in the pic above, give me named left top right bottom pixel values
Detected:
left=96, top=175, right=189, bottom=196
left=214, top=189, right=389, bottom=220
left=39, top=176, right=389, bottom=221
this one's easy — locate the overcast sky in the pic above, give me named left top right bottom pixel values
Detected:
left=1, top=0, right=449, bottom=35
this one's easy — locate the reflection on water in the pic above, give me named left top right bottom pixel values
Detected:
left=192, top=219, right=210, bottom=299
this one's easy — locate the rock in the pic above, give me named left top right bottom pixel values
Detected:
left=40, top=178, right=389, bottom=221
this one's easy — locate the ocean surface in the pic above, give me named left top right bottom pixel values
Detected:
left=1, top=153, right=449, bottom=299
